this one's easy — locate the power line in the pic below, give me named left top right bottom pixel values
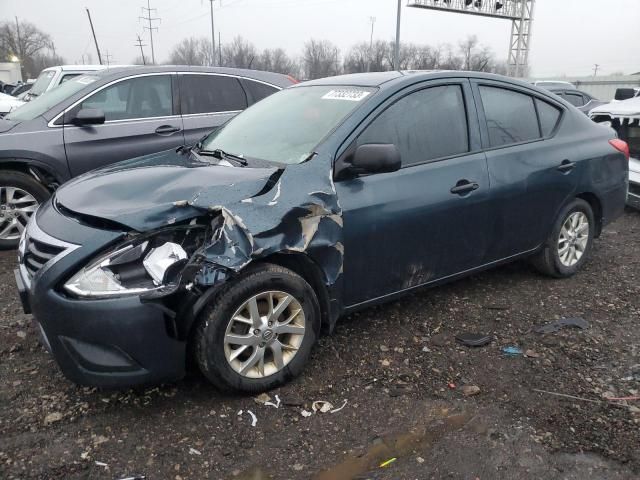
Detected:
left=139, top=0, right=160, bottom=64
left=135, top=35, right=148, bottom=65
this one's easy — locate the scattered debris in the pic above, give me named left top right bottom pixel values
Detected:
left=462, top=385, right=481, bottom=397
left=312, top=401, right=334, bottom=413
left=43, top=412, right=63, bottom=425
left=330, top=399, right=348, bottom=413
left=189, top=447, right=202, bottom=455
left=254, top=393, right=271, bottom=405
left=604, top=395, right=640, bottom=402
left=264, top=395, right=281, bottom=408
left=448, top=382, right=456, bottom=389
left=533, top=317, right=589, bottom=334
left=237, top=409, right=258, bottom=427
left=381, top=359, right=391, bottom=367
left=455, top=332, right=492, bottom=347
left=379, top=458, right=397, bottom=468
left=117, top=476, right=146, bottom=480
left=502, top=346, right=523, bottom=357
left=301, top=410, right=313, bottom=418
left=16, top=330, right=26, bottom=339
left=416, top=457, right=425, bottom=464
left=525, top=349, right=541, bottom=358
left=533, top=389, right=602, bottom=404
left=95, top=461, right=108, bottom=468
left=293, top=464, right=304, bottom=471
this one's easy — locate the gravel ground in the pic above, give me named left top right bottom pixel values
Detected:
left=1, top=210, right=639, bottom=480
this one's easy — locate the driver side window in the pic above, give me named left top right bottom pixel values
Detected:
left=74, top=75, right=173, bottom=122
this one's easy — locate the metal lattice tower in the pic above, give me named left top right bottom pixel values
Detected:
left=407, top=0, right=536, bottom=77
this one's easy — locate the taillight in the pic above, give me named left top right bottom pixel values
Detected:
left=609, top=139, right=630, bottom=161
left=286, top=75, right=299, bottom=84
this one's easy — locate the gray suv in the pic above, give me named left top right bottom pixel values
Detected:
left=0, top=66, right=295, bottom=248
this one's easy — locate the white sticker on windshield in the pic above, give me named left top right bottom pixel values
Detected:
left=322, top=89, right=371, bottom=102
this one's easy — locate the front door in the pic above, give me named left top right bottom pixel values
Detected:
left=336, top=81, right=491, bottom=306
left=64, top=73, right=184, bottom=176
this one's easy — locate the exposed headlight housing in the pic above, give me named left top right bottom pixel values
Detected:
left=64, top=227, right=203, bottom=299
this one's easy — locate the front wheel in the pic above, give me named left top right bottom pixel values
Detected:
left=0, top=171, right=50, bottom=250
left=194, top=264, right=320, bottom=393
left=531, top=198, right=595, bottom=278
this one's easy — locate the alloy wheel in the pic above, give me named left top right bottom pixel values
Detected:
left=558, top=211, right=589, bottom=267
left=0, top=186, right=38, bottom=241
left=224, top=290, right=306, bottom=379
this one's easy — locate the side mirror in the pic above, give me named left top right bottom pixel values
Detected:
left=350, top=143, right=401, bottom=176
left=72, top=108, right=105, bottom=126
left=614, top=88, right=636, bottom=101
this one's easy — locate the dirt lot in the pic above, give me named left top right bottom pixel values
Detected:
left=1, top=210, right=639, bottom=480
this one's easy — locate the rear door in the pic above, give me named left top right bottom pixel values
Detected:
left=178, top=73, right=248, bottom=146
left=472, top=80, right=576, bottom=262
left=337, top=80, right=491, bottom=305
left=64, top=73, right=184, bottom=176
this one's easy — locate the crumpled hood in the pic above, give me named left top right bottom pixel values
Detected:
left=55, top=149, right=278, bottom=231
left=590, top=96, right=640, bottom=117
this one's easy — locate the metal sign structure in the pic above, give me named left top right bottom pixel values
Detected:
left=407, top=0, right=536, bottom=77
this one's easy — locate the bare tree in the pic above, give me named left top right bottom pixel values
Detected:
left=254, top=48, right=298, bottom=76
left=303, top=39, right=340, bottom=80
left=370, top=40, right=390, bottom=72
left=221, top=36, right=257, bottom=69
left=0, top=20, right=54, bottom=78
left=458, top=35, right=494, bottom=72
left=29, top=51, right=65, bottom=77
left=168, top=37, right=210, bottom=65
left=343, top=42, right=369, bottom=74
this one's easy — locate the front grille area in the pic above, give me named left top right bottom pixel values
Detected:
left=23, top=235, right=66, bottom=278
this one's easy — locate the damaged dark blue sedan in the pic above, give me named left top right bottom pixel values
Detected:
left=15, top=71, right=629, bottom=392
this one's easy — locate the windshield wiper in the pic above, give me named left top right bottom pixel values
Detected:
left=198, top=148, right=248, bottom=166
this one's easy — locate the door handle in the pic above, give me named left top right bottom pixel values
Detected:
left=450, top=180, right=480, bottom=195
left=155, top=125, right=181, bottom=136
left=557, top=160, right=575, bottom=173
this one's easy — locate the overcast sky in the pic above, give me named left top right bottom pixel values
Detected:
left=3, top=0, right=639, bottom=78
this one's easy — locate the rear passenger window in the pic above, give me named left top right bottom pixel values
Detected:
left=180, top=74, right=247, bottom=114
left=242, top=80, right=278, bottom=105
left=358, top=85, right=469, bottom=166
left=479, top=86, right=540, bottom=147
left=536, top=99, right=561, bottom=137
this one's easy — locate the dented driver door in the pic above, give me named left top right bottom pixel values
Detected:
left=336, top=80, right=491, bottom=307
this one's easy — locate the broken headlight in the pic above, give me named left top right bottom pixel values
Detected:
left=64, top=227, right=204, bottom=298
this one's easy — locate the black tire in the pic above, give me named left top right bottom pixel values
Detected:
left=0, top=170, right=50, bottom=250
left=531, top=198, right=595, bottom=278
left=194, top=263, right=320, bottom=393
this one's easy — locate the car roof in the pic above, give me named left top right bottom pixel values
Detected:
left=298, top=70, right=543, bottom=91
left=88, top=65, right=294, bottom=88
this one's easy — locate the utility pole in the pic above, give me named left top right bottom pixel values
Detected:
left=85, top=8, right=103, bottom=65
left=140, top=0, right=160, bottom=64
left=367, top=16, right=376, bottom=72
left=135, top=35, right=147, bottom=65
left=218, top=31, right=222, bottom=66
left=103, top=51, right=113, bottom=67
left=209, top=0, right=216, bottom=66
left=394, top=0, right=402, bottom=70
left=593, top=64, right=600, bottom=77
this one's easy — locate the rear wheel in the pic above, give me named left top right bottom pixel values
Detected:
left=194, top=264, right=320, bottom=393
left=0, top=171, right=49, bottom=250
left=531, top=198, right=595, bottom=278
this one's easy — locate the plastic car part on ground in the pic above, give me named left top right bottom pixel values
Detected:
left=502, top=346, right=524, bottom=356
left=455, top=332, right=493, bottom=347
left=533, top=317, right=589, bottom=334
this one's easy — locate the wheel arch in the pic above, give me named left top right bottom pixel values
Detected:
left=0, top=158, right=63, bottom=190
left=575, top=191, right=603, bottom=237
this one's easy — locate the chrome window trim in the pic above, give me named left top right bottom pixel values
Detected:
left=48, top=71, right=283, bottom=128
left=181, top=110, right=242, bottom=119
left=63, top=114, right=182, bottom=128
left=18, top=216, right=80, bottom=289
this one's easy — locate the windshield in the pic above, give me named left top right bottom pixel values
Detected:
left=5, top=75, right=98, bottom=122
left=29, top=69, right=56, bottom=96
left=201, top=85, right=376, bottom=165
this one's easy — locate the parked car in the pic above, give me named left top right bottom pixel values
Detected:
left=0, top=92, right=24, bottom=118
left=14, top=71, right=628, bottom=392
left=543, top=87, right=605, bottom=115
left=22, top=65, right=126, bottom=102
left=0, top=65, right=295, bottom=248
left=590, top=96, right=640, bottom=208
